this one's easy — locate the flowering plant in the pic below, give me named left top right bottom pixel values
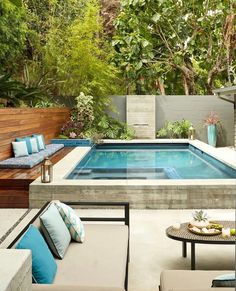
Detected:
left=61, top=120, right=84, bottom=138
left=203, top=112, right=220, bottom=126
left=69, top=132, right=77, bottom=139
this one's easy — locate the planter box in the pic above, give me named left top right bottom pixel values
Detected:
left=51, top=138, right=93, bottom=147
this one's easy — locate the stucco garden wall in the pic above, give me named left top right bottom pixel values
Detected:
left=109, top=95, right=234, bottom=146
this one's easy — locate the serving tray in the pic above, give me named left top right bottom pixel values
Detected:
left=188, top=223, right=222, bottom=236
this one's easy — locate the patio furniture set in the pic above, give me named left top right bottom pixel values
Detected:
left=3, top=200, right=235, bottom=291
left=6, top=201, right=129, bottom=291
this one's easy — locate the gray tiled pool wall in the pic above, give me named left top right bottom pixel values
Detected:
left=29, top=183, right=236, bottom=209
left=109, top=95, right=234, bottom=146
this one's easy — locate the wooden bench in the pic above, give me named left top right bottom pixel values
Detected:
left=0, top=148, right=73, bottom=208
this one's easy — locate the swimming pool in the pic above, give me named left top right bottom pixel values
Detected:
left=66, top=143, right=236, bottom=180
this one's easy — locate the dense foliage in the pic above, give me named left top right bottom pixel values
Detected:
left=113, top=0, right=236, bottom=95
left=0, top=0, right=123, bottom=108
left=157, top=119, right=192, bottom=138
left=0, top=74, right=47, bottom=107
left=60, top=92, right=134, bottom=140
left=0, top=1, right=27, bottom=72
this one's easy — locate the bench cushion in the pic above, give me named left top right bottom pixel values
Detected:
left=0, top=144, right=64, bottom=168
left=160, top=270, right=233, bottom=291
left=53, top=224, right=128, bottom=289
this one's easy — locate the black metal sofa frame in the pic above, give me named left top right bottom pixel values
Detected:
left=7, top=201, right=130, bottom=291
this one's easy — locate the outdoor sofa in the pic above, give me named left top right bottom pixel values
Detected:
left=7, top=201, right=129, bottom=291
left=0, top=144, right=64, bottom=169
left=160, top=270, right=235, bottom=291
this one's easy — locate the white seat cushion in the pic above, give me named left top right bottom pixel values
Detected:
left=54, top=224, right=128, bottom=289
left=160, top=270, right=234, bottom=291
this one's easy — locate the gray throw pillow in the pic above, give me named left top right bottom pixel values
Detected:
left=40, top=203, right=71, bottom=259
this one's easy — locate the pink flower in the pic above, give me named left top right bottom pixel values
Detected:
left=203, top=111, right=220, bottom=126
left=69, top=132, right=77, bottom=139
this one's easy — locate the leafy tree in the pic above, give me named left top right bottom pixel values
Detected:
left=20, top=0, right=123, bottom=114
left=8, top=0, right=22, bottom=7
left=113, top=0, right=236, bottom=95
left=42, top=0, right=122, bottom=114
left=0, top=1, right=27, bottom=73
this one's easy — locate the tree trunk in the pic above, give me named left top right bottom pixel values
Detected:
left=206, top=70, right=215, bottom=94
left=179, top=65, right=196, bottom=95
left=155, top=78, right=166, bottom=95
left=182, top=75, right=189, bottom=95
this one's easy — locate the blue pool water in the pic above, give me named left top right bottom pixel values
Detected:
left=66, top=143, right=236, bottom=180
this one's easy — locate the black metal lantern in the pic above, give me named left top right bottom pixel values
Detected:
left=41, top=157, right=53, bottom=183
left=188, top=124, right=195, bottom=140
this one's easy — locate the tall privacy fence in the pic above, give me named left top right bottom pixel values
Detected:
left=109, top=95, right=234, bottom=146
left=0, top=108, right=70, bottom=161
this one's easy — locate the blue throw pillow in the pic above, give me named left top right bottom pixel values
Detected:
left=16, top=137, right=33, bottom=154
left=16, top=224, right=57, bottom=284
left=212, top=273, right=235, bottom=287
left=32, top=134, right=46, bottom=150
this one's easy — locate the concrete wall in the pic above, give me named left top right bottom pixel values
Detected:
left=109, top=95, right=234, bottom=146
left=127, top=95, right=156, bottom=138
left=0, top=249, right=32, bottom=291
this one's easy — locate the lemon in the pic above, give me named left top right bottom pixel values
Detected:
left=230, top=229, right=235, bottom=236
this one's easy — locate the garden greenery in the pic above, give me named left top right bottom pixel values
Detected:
left=157, top=120, right=192, bottom=138
left=113, top=0, right=235, bottom=95
left=0, top=0, right=131, bottom=139
left=60, top=92, right=134, bottom=140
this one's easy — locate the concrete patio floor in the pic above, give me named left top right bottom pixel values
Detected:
left=0, top=208, right=235, bottom=291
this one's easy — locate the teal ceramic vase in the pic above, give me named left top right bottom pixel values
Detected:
left=207, top=124, right=217, bottom=147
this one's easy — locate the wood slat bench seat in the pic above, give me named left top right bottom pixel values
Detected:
left=0, top=147, right=73, bottom=208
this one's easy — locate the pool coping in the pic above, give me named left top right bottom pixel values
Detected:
left=31, top=139, right=236, bottom=187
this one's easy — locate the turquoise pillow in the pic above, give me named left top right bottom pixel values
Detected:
left=212, top=273, right=235, bottom=287
left=29, top=137, right=39, bottom=153
left=16, top=224, right=57, bottom=284
left=32, top=134, right=46, bottom=150
left=40, top=203, right=71, bottom=259
left=16, top=137, right=33, bottom=154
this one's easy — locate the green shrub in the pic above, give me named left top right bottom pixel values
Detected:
left=60, top=92, right=134, bottom=140
left=0, top=74, right=46, bottom=107
left=157, top=119, right=191, bottom=138
left=71, top=92, right=94, bottom=131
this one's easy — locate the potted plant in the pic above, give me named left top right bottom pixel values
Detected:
left=190, top=210, right=209, bottom=229
left=204, top=112, right=220, bottom=147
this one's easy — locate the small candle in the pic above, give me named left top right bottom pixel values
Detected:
left=222, top=228, right=230, bottom=238
left=172, top=223, right=181, bottom=230
left=45, top=173, right=50, bottom=182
